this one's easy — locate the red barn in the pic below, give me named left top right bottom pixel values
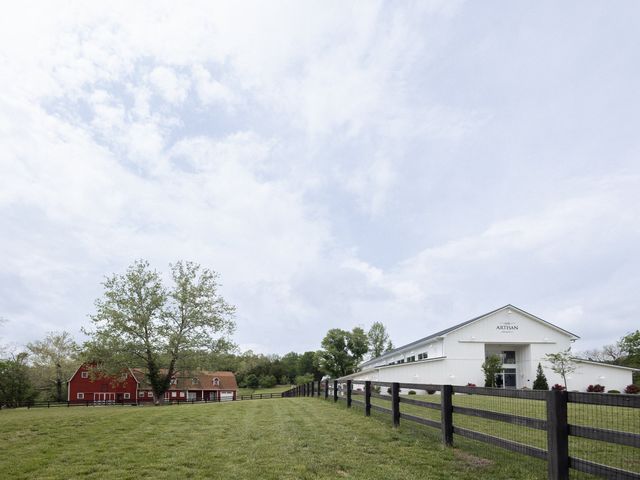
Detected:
left=67, top=364, right=237, bottom=404
left=67, top=364, right=138, bottom=404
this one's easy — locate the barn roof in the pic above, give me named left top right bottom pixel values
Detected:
left=131, top=369, right=238, bottom=391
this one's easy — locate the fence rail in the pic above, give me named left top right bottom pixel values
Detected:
left=2, top=389, right=299, bottom=409
left=288, top=379, right=640, bottom=480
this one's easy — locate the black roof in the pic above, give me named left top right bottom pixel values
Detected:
left=360, top=304, right=580, bottom=368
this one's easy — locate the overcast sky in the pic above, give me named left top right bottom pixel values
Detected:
left=1, top=2, right=639, bottom=356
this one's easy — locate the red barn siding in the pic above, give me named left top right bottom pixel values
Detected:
left=68, top=364, right=138, bottom=404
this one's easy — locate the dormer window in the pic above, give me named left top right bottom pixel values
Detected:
left=170, top=378, right=177, bottom=385
left=81, top=371, right=89, bottom=379
left=192, top=378, right=198, bottom=385
left=213, top=377, right=220, bottom=386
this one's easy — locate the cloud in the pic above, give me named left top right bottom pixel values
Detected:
left=1, top=1, right=639, bottom=357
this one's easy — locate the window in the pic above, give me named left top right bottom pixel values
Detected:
left=170, top=378, right=177, bottom=385
left=139, top=391, right=145, bottom=397
left=81, top=371, right=89, bottom=379
left=171, top=392, right=177, bottom=398
left=179, top=392, right=185, bottom=397
left=124, top=393, right=130, bottom=399
left=192, top=378, right=199, bottom=385
left=148, top=392, right=153, bottom=397
left=407, top=356, right=416, bottom=362
left=77, top=392, right=84, bottom=399
left=501, top=351, right=516, bottom=364
left=213, top=377, right=220, bottom=386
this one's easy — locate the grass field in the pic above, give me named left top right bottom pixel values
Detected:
left=236, top=384, right=293, bottom=396
left=0, top=397, right=554, bottom=480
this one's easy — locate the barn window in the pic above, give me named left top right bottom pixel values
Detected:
left=81, top=371, right=89, bottom=379
left=213, top=377, right=220, bottom=386
left=192, top=378, right=198, bottom=384
left=171, top=392, right=177, bottom=398
left=148, top=392, right=153, bottom=397
left=124, top=393, right=130, bottom=399
left=170, top=378, right=177, bottom=385
left=77, top=392, right=84, bottom=399
left=179, top=392, right=184, bottom=397
left=139, top=391, right=145, bottom=397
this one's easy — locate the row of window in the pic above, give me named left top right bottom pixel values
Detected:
left=77, top=392, right=131, bottom=400
left=387, top=352, right=428, bottom=366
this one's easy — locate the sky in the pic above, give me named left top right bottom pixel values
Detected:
left=1, top=1, right=639, bottom=356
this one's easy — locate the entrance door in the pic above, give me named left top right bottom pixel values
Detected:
left=503, top=368, right=516, bottom=388
left=93, top=392, right=115, bottom=403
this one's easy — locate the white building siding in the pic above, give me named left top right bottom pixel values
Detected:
left=351, top=305, right=635, bottom=392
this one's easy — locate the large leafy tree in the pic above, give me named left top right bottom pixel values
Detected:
left=83, top=260, right=235, bottom=404
left=367, top=322, right=393, bottom=359
left=318, top=327, right=369, bottom=378
left=27, top=331, right=79, bottom=402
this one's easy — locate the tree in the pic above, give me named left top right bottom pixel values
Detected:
left=298, top=351, right=322, bottom=380
left=83, top=260, right=235, bottom=404
left=0, top=353, right=37, bottom=407
left=367, top=322, right=393, bottom=358
left=244, top=373, right=259, bottom=389
left=259, top=374, right=277, bottom=388
left=279, top=375, right=290, bottom=385
left=295, top=373, right=314, bottom=385
left=532, top=363, right=549, bottom=390
left=27, top=331, right=79, bottom=402
left=317, top=328, right=369, bottom=378
left=545, top=349, right=576, bottom=389
left=482, top=355, right=502, bottom=387
left=620, top=330, right=640, bottom=364
left=347, top=327, right=369, bottom=366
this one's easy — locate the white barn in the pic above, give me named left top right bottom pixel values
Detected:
left=348, top=305, right=636, bottom=392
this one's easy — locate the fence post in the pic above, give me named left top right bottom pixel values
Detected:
left=333, top=380, right=338, bottom=402
left=311, top=381, right=315, bottom=397
left=317, top=380, right=321, bottom=397
left=391, top=382, right=400, bottom=427
left=441, top=385, right=453, bottom=446
left=325, top=380, right=329, bottom=399
left=365, top=381, right=371, bottom=417
left=347, top=380, right=352, bottom=408
left=547, top=389, right=569, bottom=480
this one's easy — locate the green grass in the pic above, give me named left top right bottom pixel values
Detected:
left=236, top=384, right=293, bottom=396
left=0, top=397, right=553, bottom=480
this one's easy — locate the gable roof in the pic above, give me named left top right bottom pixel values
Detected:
left=360, top=304, right=580, bottom=368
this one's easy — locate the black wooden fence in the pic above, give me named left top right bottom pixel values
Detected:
left=4, top=389, right=299, bottom=409
left=288, top=379, right=640, bottom=480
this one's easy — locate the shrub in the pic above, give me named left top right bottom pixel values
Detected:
left=259, top=374, right=277, bottom=389
left=387, top=387, right=391, bottom=394
left=408, top=390, right=416, bottom=395
left=625, top=384, right=640, bottom=394
left=372, top=385, right=381, bottom=394
left=607, top=390, right=620, bottom=394
left=586, top=384, right=605, bottom=393
left=426, top=389, right=436, bottom=395
left=551, top=384, right=566, bottom=391
left=532, top=363, right=549, bottom=390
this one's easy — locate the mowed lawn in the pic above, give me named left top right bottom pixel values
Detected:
left=0, top=398, right=550, bottom=480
